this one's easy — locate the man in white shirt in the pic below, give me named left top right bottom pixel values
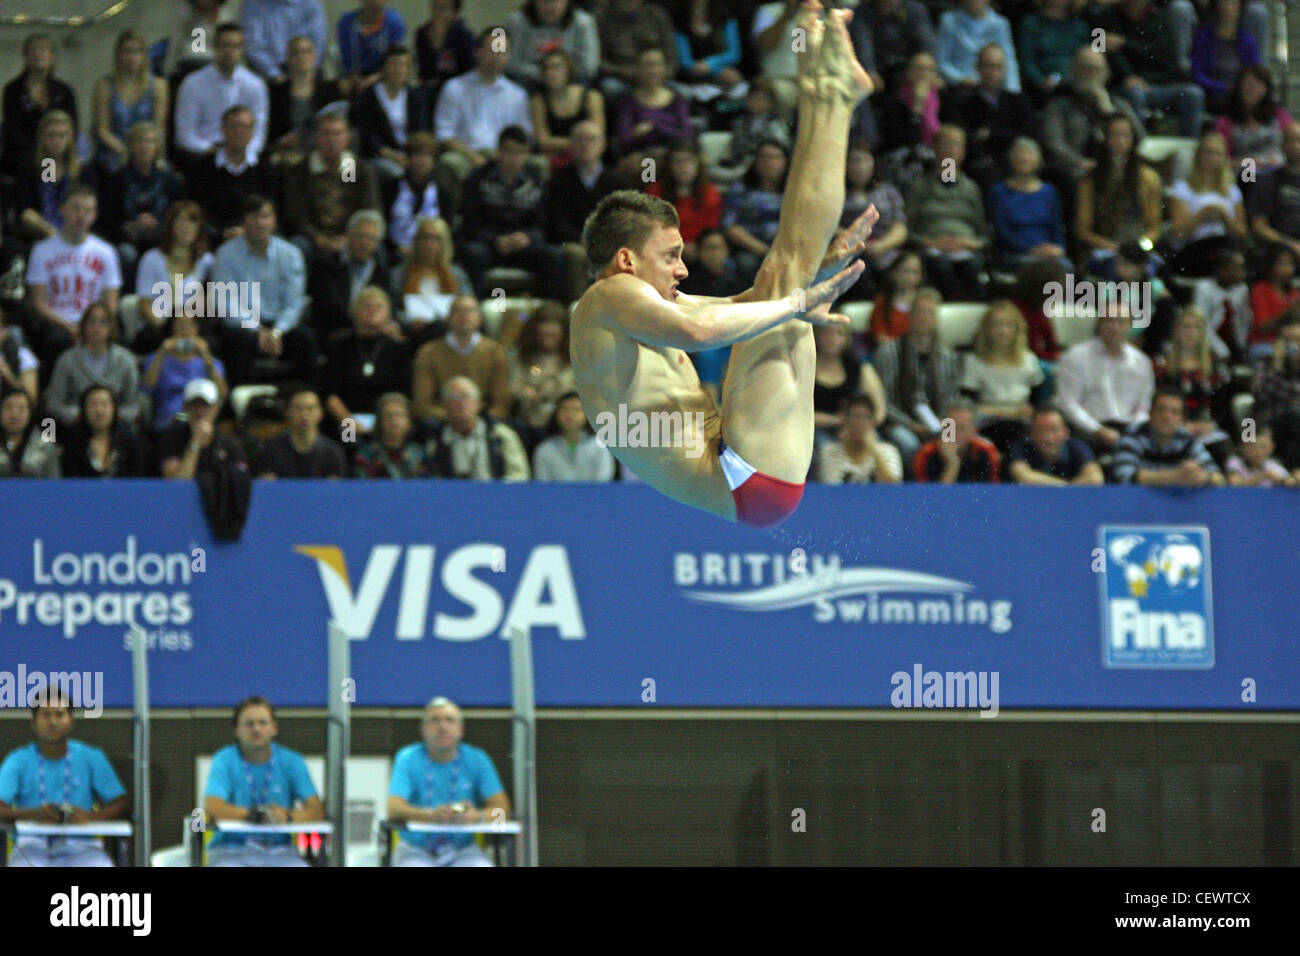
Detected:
left=434, top=26, right=533, bottom=195
left=1055, top=300, right=1156, bottom=455
left=25, top=185, right=122, bottom=367
left=173, top=23, right=270, bottom=174
left=751, top=0, right=803, bottom=122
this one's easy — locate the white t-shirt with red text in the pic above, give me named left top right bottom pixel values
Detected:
left=25, top=234, right=122, bottom=324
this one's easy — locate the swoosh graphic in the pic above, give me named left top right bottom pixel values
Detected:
left=682, top=568, right=974, bottom=611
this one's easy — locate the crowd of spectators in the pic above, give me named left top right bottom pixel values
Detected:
left=0, top=0, right=1297, bottom=490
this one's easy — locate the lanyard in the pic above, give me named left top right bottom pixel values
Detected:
left=37, top=753, right=74, bottom=805
left=424, top=753, right=463, bottom=808
left=243, top=755, right=277, bottom=805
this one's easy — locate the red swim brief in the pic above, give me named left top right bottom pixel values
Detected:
left=718, top=438, right=805, bottom=527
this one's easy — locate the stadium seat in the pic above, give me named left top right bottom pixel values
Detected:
left=119, top=294, right=141, bottom=345
left=1232, top=391, right=1254, bottom=426
left=838, top=301, right=873, bottom=333
left=1048, top=303, right=1097, bottom=349
left=481, top=267, right=535, bottom=298
left=479, top=296, right=542, bottom=339
left=230, top=384, right=278, bottom=420
left=1137, top=136, right=1197, bottom=184
left=698, top=131, right=732, bottom=169
left=936, top=303, right=985, bottom=349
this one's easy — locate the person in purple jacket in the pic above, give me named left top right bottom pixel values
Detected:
left=614, top=45, right=693, bottom=181
left=1191, top=0, right=1261, bottom=114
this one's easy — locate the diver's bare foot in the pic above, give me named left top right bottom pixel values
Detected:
left=794, top=0, right=826, bottom=85
left=819, top=8, right=873, bottom=104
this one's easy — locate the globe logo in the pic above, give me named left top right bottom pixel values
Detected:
left=1108, top=534, right=1204, bottom=598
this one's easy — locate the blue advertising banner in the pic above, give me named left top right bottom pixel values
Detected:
left=0, top=481, right=1296, bottom=710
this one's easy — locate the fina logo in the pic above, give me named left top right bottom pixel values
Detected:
left=674, top=552, right=1013, bottom=633
left=1099, top=526, right=1214, bottom=668
left=294, top=543, right=586, bottom=641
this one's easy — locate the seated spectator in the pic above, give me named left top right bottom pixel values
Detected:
left=189, top=105, right=279, bottom=243
left=0, top=389, right=60, bottom=477
left=412, top=296, right=510, bottom=420
left=713, top=79, right=791, bottom=185
left=134, top=200, right=214, bottom=356
left=961, top=300, right=1047, bottom=453
left=647, top=140, right=722, bottom=263
left=1168, top=131, right=1249, bottom=251
left=434, top=28, right=532, bottom=192
left=414, top=0, right=475, bottom=89
left=385, top=133, right=444, bottom=259
left=988, top=136, right=1069, bottom=271
left=387, top=697, right=510, bottom=867
left=1055, top=300, right=1156, bottom=455
left=338, top=0, right=407, bottom=97
left=98, top=121, right=185, bottom=289
left=210, top=195, right=317, bottom=386
left=508, top=302, right=576, bottom=451
left=423, top=376, right=530, bottom=481
left=141, top=311, right=227, bottom=433
left=458, top=126, right=564, bottom=300
left=352, top=45, right=433, bottom=183
left=814, top=322, right=888, bottom=436
left=1191, top=0, right=1260, bottom=114
left=817, top=393, right=903, bottom=484
left=532, top=389, right=615, bottom=481
left=1153, top=305, right=1233, bottom=464
left=1216, top=65, right=1292, bottom=176
left=1007, top=404, right=1105, bottom=484
left=530, top=50, right=605, bottom=168
left=1, top=33, right=78, bottom=172
left=258, top=384, right=347, bottom=478
left=0, top=308, right=39, bottom=402
left=1009, top=259, right=1065, bottom=362
left=936, top=0, right=1021, bottom=92
left=1225, top=423, right=1295, bottom=485
left=1249, top=121, right=1300, bottom=262
left=25, top=186, right=122, bottom=366
left=164, top=0, right=237, bottom=80
left=723, top=139, right=789, bottom=285
left=391, top=217, right=473, bottom=345
left=1112, top=387, right=1226, bottom=485
left=202, top=696, right=325, bottom=867
left=0, top=689, right=128, bottom=867
left=61, top=384, right=145, bottom=478
left=849, top=0, right=935, bottom=93
left=940, top=43, right=1037, bottom=189
left=15, top=110, right=83, bottom=243
left=680, top=226, right=739, bottom=298
left=45, top=302, right=143, bottom=430
left=353, top=391, right=430, bottom=478
left=508, top=0, right=600, bottom=89
left=872, top=288, right=963, bottom=474
left=323, top=286, right=412, bottom=440
left=880, top=51, right=942, bottom=152
left=1075, top=113, right=1162, bottom=274
left=542, top=121, right=620, bottom=302
left=667, top=0, right=744, bottom=107
left=309, top=210, right=392, bottom=340
left=914, top=399, right=1001, bottom=482
left=1192, top=246, right=1253, bottom=361
left=281, top=112, right=382, bottom=262
left=1096, top=0, right=1205, bottom=137
left=1042, top=47, right=1144, bottom=182
left=156, top=377, right=244, bottom=479
left=597, top=0, right=677, bottom=105
left=1251, top=309, right=1300, bottom=469
left=1249, top=244, right=1299, bottom=347
left=869, top=250, right=925, bottom=348
left=906, top=125, right=989, bottom=301
left=173, top=24, right=269, bottom=172
left=92, top=31, right=169, bottom=177
left=267, top=35, right=344, bottom=165
left=614, top=46, right=693, bottom=176
left=1017, top=0, right=1092, bottom=101
left=841, top=140, right=908, bottom=283
left=240, top=0, right=327, bottom=82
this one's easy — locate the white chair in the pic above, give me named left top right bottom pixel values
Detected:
left=936, top=303, right=986, bottom=350
left=479, top=296, right=542, bottom=340
left=229, top=384, right=277, bottom=420
left=150, top=844, right=188, bottom=867
left=838, top=301, right=874, bottom=333
left=1048, top=304, right=1097, bottom=349
left=1137, top=136, right=1197, bottom=183
left=118, top=294, right=141, bottom=345
left=698, top=131, right=732, bottom=169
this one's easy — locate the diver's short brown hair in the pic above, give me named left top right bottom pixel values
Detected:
left=582, top=190, right=680, bottom=279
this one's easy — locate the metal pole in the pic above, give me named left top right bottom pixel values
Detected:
left=507, top=624, right=538, bottom=867
left=129, top=623, right=150, bottom=867
left=326, top=621, right=351, bottom=867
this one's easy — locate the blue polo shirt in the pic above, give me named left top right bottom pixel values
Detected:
left=0, top=740, right=125, bottom=810
left=204, top=743, right=317, bottom=847
left=389, top=743, right=504, bottom=851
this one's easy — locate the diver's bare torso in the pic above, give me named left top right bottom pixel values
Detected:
left=571, top=274, right=735, bottom=518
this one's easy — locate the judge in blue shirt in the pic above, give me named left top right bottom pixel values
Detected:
left=388, top=696, right=510, bottom=866
left=0, top=688, right=129, bottom=867
left=202, top=695, right=325, bottom=866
